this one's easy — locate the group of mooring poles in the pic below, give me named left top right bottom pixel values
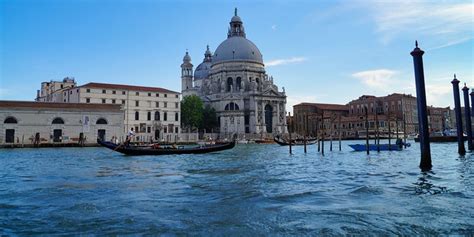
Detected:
left=287, top=111, right=343, bottom=156
left=412, top=41, right=472, bottom=172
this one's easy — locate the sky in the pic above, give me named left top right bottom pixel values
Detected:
left=1, top=0, right=473, bottom=112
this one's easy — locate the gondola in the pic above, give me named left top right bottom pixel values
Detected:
left=98, top=139, right=235, bottom=156
left=273, top=136, right=317, bottom=146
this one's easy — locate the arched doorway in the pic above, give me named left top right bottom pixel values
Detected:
left=4, top=116, right=18, bottom=143
left=265, top=104, right=273, bottom=133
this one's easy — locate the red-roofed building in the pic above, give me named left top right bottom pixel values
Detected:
left=35, top=79, right=181, bottom=142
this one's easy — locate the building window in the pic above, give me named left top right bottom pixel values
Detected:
left=147, top=126, right=151, bottom=133
left=156, top=93, right=159, bottom=97
left=69, top=91, right=72, bottom=95
left=164, top=112, right=167, bottom=121
left=86, top=98, right=90, bottom=103
left=112, top=90, right=116, bottom=94
left=96, top=118, right=108, bottom=124
left=175, top=102, right=179, bottom=108
left=112, top=99, right=116, bottom=104
left=147, top=111, right=151, bottom=121
left=164, top=127, right=167, bottom=133
left=102, top=89, right=106, bottom=94
left=122, top=100, right=125, bottom=104
left=164, top=94, right=167, bottom=98
left=4, top=117, right=18, bottom=124
left=175, top=94, right=179, bottom=98
left=175, top=127, right=178, bottom=133
left=148, top=92, right=151, bottom=96
left=225, top=102, right=239, bottom=111
left=102, top=99, right=106, bottom=104
left=136, top=92, right=139, bottom=96
left=52, top=117, right=65, bottom=124
left=156, top=102, right=159, bottom=107
left=154, top=111, right=160, bottom=121
left=77, top=89, right=79, bottom=93
left=135, top=101, right=139, bottom=107
left=164, top=102, right=167, bottom=108
left=122, top=91, right=126, bottom=95
left=135, top=111, right=139, bottom=120
left=175, top=112, right=179, bottom=121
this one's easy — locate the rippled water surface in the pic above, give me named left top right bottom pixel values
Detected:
left=1, top=141, right=473, bottom=235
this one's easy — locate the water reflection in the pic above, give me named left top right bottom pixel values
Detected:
left=414, top=171, right=448, bottom=195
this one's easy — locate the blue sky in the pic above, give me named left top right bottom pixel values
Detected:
left=1, top=0, right=472, bottom=112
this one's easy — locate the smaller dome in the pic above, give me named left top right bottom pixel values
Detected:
left=183, top=51, right=191, bottom=62
left=194, top=61, right=212, bottom=80
left=231, top=15, right=242, bottom=23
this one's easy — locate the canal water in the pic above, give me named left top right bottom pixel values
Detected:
left=1, top=141, right=473, bottom=235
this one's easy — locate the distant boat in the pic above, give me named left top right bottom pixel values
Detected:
left=254, top=139, right=275, bottom=144
left=98, top=139, right=235, bottom=156
left=349, top=139, right=410, bottom=151
left=414, top=136, right=466, bottom=143
left=273, top=136, right=317, bottom=146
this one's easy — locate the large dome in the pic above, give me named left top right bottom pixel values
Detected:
left=213, top=37, right=263, bottom=64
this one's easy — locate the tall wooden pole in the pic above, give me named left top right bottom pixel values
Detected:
left=375, top=106, right=380, bottom=152
left=411, top=41, right=431, bottom=171
left=462, top=84, right=473, bottom=150
left=288, top=112, right=292, bottom=154
left=304, top=113, right=307, bottom=153
left=321, top=112, right=325, bottom=156
left=338, top=114, right=342, bottom=151
left=316, top=118, right=320, bottom=152
left=388, top=112, right=392, bottom=150
left=452, top=75, right=466, bottom=155
left=365, top=106, right=369, bottom=155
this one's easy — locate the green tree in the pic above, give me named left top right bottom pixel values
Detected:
left=180, top=95, right=203, bottom=131
left=201, top=105, right=219, bottom=132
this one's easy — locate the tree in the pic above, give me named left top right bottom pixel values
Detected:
left=181, top=95, right=203, bottom=131
left=201, top=105, right=219, bottom=132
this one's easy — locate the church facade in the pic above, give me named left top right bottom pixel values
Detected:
left=181, top=9, right=287, bottom=137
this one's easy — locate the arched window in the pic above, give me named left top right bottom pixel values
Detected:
left=236, top=77, right=242, bottom=91
left=52, top=117, right=64, bottom=124
left=225, top=102, right=239, bottom=111
left=227, top=77, right=233, bottom=92
left=154, top=111, right=160, bottom=121
left=4, top=117, right=18, bottom=124
left=135, top=111, right=139, bottom=120
left=96, top=118, right=108, bottom=124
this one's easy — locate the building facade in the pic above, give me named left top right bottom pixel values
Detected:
left=293, top=93, right=419, bottom=139
left=35, top=77, right=76, bottom=102
left=36, top=81, right=181, bottom=142
left=181, top=9, right=287, bottom=138
left=0, top=101, right=123, bottom=145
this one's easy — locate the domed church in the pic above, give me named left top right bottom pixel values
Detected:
left=181, top=9, right=287, bottom=137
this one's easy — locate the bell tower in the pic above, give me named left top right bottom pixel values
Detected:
left=181, top=50, right=193, bottom=93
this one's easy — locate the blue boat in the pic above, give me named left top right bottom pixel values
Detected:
left=349, top=139, right=410, bottom=151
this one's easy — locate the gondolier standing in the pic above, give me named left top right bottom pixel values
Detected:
left=125, top=128, right=135, bottom=147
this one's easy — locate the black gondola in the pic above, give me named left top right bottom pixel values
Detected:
left=273, top=136, right=317, bottom=146
left=98, top=139, right=235, bottom=156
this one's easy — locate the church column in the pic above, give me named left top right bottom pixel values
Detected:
left=254, top=99, right=259, bottom=133
left=262, top=100, right=266, bottom=133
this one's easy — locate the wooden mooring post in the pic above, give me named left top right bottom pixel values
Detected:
left=365, top=106, right=369, bottom=155
left=288, top=112, right=292, bottom=154
left=452, top=75, right=466, bottom=155
left=304, top=113, right=307, bottom=153
left=411, top=41, right=432, bottom=171
left=321, top=112, right=325, bottom=156
left=462, top=83, right=473, bottom=150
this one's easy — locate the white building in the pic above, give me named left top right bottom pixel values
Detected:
left=181, top=9, right=287, bottom=138
left=0, top=101, right=123, bottom=146
left=36, top=81, right=181, bottom=142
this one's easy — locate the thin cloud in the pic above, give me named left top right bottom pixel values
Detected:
left=352, top=69, right=398, bottom=91
left=271, top=25, right=277, bottom=30
left=364, top=1, right=473, bottom=47
left=266, top=57, right=307, bottom=67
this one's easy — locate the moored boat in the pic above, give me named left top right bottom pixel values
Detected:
left=98, top=139, right=235, bottom=155
left=273, top=136, right=317, bottom=146
left=348, top=139, right=410, bottom=151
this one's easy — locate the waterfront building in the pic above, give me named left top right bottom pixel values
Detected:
left=0, top=101, right=123, bottom=146
left=181, top=9, right=287, bottom=138
left=427, top=106, right=452, bottom=134
left=36, top=81, right=181, bottom=142
left=293, top=93, right=419, bottom=139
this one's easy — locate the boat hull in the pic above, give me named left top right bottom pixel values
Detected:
left=348, top=144, right=406, bottom=151
left=98, top=139, right=235, bottom=156
left=273, top=137, right=317, bottom=146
